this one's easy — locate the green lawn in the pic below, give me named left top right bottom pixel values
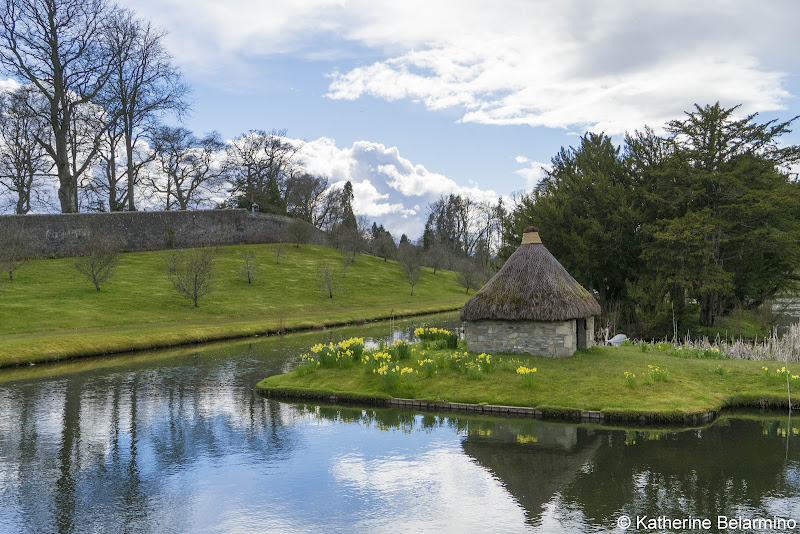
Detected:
left=258, top=342, right=798, bottom=422
left=0, top=244, right=469, bottom=365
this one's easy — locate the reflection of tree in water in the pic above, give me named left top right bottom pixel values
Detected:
left=0, top=313, right=463, bottom=532
left=289, top=406, right=800, bottom=531
left=0, top=352, right=302, bottom=533
left=559, top=417, right=800, bottom=528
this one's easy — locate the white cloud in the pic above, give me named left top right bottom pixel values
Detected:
left=514, top=155, right=529, bottom=164
left=120, top=1, right=798, bottom=132
left=514, top=161, right=552, bottom=191
left=297, top=137, right=498, bottom=237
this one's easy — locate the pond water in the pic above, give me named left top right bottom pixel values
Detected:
left=2, top=313, right=800, bottom=533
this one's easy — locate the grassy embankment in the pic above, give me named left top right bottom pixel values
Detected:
left=692, top=308, right=770, bottom=340
left=258, top=339, right=799, bottom=423
left=0, top=244, right=469, bottom=366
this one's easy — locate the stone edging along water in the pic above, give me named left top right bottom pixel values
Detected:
left=255, top=385, right=725, bottom=426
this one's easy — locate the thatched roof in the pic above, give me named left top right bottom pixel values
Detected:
left=460, top=228, right=601, bottom=321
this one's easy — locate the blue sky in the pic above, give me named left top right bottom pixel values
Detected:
left=118, top=0, right=800, bottom=237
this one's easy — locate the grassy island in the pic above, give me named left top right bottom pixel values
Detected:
left=0, top=244, right=469, bottom=366
left=258, top=328, right=799, bottom=425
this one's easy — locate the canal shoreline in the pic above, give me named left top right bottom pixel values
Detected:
left=257, top=385, right=799, bottom=427
left=0, top=305, right=462, bottom=369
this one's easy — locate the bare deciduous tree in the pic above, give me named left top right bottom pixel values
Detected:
left=425, top=240, right=451, bottom=274
left=0, top=86, right=53, bottom=213
left=239, top=250, right=258, bottom=283
left=335, top=228, right=362, bottom=278
left=147, top=127, right=224, bottom=210
left=288, top=217, right=312, bottom=248
left=74, top=234, right=120, bottom=290
left=225, top=129, right=300, bottom=213
left=0, top=0, right=116, bottom=213
left=397, top=243, right=424, bottom=296
left=102, top=9, right=188, bottom=212
left=317, top=264, right=341, bottom=299
left=164, top=247, right=215, bottom=307
left=455, top=258, right=485, bottom=295
left=270, top=241, right=284, bottom=265
left=0, top=221, right=31, bottom=280
left=285, top=172, right=328, bottom=222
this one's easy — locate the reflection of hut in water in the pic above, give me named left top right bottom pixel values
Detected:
left=462, top=422, right=601, bottom=522
left=460, top=227, right=601, bottom=357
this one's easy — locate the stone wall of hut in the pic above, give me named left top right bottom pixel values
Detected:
left=577, top=316, right=595, bottom=350
left=464, top=319, right=578, bottom=358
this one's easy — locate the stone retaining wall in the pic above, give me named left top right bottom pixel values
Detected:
left=258, top=387, right=722, bottom=426
left=464, top=319, right=577, bottom=357
left=0, top=209, right=327, bottom=257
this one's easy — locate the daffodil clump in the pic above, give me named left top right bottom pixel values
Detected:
left=295, top=352, right=322, bottom=377
left=516, top=366, right=537, bottom=387
left=623, top=371, right=636, bottom=388
left=375, top=363, right=417, bottom=391
left=418, top=358, right=437, bottom=378
left=390, top=339, right=412, bottom=360
left=292, top=328, right=538, bottom=394
left=759, top=366, right=800, bottom=385
left=414, top=326, right=458, bottom=349
left=646, top=364, right=669, bottom=383
left=363, top=351, right=393, bottom=374
left=304, top=338, right=366, bottom=370
left=465, top=361, right=485, bottom=380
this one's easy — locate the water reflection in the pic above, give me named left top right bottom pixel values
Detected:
left=0, top=315, right=460, bottom=533
left=1, top=313, right=800, bottom=533
left=302, top=406, right=800, bottom=532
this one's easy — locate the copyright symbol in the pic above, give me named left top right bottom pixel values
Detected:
left=617, top=515, right=632, bottom=530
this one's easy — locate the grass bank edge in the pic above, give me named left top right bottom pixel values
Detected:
left=0, top=304, right=462, bottom=368
left=257, top=382, right=794, bottom=426
left=256, top=345, right=800, bottom=425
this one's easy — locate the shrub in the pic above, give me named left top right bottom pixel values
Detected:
left=0, top=224, right=32, bottom=281
left=239, top=250, right=259, bottom=283
left=164, top=248, right=215, bottom=307
left=74, top=235, right=121, bottom=291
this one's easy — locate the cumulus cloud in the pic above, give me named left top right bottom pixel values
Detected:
left=121, top=1, right=797, bottom=132
left=326, top=2, right=796, bottom=135
left=297, top=137, right=498, bottom=237
left=514, top=161, right=552, bottom=191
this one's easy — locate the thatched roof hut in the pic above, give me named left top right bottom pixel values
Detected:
left=460, top=227, right=601, bottom=357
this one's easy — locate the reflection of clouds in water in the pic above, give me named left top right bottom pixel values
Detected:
left=330, top=448, right=528, bottom=533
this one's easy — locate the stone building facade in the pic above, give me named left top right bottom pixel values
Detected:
left=464, top=316, right=595, bottom=358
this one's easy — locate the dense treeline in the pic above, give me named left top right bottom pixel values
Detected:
left=502, top=103, right=800, bottom=336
